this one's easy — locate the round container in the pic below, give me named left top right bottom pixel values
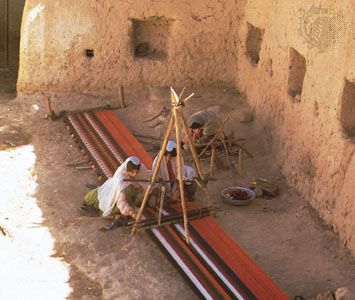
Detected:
left=221, top=186, right=256, bottom=206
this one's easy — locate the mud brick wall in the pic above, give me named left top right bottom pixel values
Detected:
left=17, top=0, right=238, bottom=95
left=235, top=0, right=355, bottom=254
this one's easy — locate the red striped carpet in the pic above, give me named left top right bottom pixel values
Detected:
left=64, top=109, right=289, bottom=300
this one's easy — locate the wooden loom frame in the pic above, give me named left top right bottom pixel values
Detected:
left=132, top=87, right=213, bottom=243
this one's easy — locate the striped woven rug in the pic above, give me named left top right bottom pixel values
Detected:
left=64, top=109, right=289, bottom=300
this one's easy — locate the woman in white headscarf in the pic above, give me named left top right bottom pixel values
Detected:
left=152, top=141, right=196, bottom=201
left=83, top=156, right=150, bottom=218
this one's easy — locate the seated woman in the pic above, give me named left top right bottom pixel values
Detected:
left=83, top=156, right=150, bottom=219
left=152, top=141, right=196, bottom=202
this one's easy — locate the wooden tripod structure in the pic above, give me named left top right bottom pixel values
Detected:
left=132, top=87, right=210, bottom=243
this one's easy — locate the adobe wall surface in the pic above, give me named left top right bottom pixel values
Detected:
left=17, top=0, right=238, bottom=96
left=235, top=0, right=355, bottom=254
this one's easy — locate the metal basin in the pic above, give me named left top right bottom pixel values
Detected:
left=221, top=186, right=256, bottom=206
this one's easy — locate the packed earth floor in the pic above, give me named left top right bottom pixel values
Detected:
left=0, top=78, right=354, bottom=299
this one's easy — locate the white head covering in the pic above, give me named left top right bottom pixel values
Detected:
left=152, top=145, right=196, bottom=192
left=111, top=156, right=140, bottom=179
left=125, top=156, right=140, bottom=169
left=166, top=141, right=177, bottom=152
left=98, top=156, right=149, bottom=216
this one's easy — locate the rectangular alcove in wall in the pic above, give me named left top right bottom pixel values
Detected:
left=245, top=22, right=264, bottom=66
left=288, top=48, right=306, bottom=101
left=340, top=79, right=355, bottom=139
left=132, top=17, right=174, bottom=61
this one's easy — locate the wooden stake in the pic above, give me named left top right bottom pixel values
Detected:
left=131, top=113, right=174, bottom=235
left=182, top=92, right=194, bottom=104
left=76, top=165, right=91, bottom=170
left=210, top=144, right=216, bottom=177
left=220, top=136, right=235, bottom=182
left=65, top=160, right=88, bottom=167
left=45, top=97, right=55, bottom=120
left=170, top=87, right=180, bottom=105
left=235, top=142, right=253, bottom=159
left=158, top=186, right=166, bottom=226
left=132, top=133, right=162, bottom=141
left=173, top=107, right=190, bottom=244
left=238, top=148, right=243, bottom=177
left=179, top=87, right=186, bottom=99
left=119, top=85, right=125, bottom=108
left=191, top=138, right=246, bottom=147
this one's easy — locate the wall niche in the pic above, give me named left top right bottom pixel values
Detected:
left=288, top=48, right=306, bottom=101
left=340, top=79, right=355, bottom=139
left=132, top=17, right=174, bottom=60
left=245, top=22, right=264, bottom=66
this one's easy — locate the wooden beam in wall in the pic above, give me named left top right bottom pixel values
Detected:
left=0, top=0, right=8, bottom=69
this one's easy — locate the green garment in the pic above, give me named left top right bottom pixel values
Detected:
left=83, top=185, right=138, bottom=215
left=84, top=188, right=100, bottom=210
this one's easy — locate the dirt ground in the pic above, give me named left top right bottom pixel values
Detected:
left=0, top=80, right=354, bottom=300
